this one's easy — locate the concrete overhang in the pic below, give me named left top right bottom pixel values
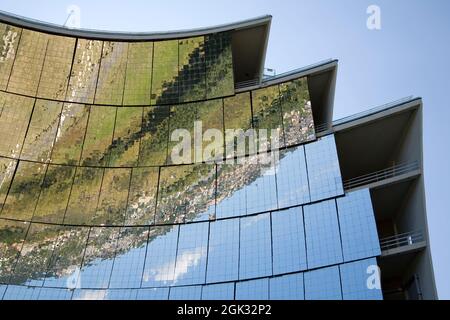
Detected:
left=0, top=10, right=272, bottom=85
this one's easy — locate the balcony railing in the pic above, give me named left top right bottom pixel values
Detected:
left=380, top=231, right=424, bottom=252
left=343, top=161, right=420, bottom=190
left=235, top=79, right=260, bottom=90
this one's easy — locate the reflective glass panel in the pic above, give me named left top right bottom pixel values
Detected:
left=279, top=77, right=315, bottom=146
left=109, top=107, right=142, bottom=167
left=3, top=285, right=40, bottom=300
left=151, top=40, right=179, bottom=105
left=105, top=289, right=138, bottom=300
left=64, top=167, right=104, bottom=225
left=43, top=226, right=89, bottom=288
left=235, top=278, right=269, bottom=300
left=20, top=100, right=62, bottom=162
left=179, top=36, right=206, bottom=102
left=269, top=273, right=304, bottom=300
left=340, top=258, right=382, bottom=300
left=94, top=42, right=128, bottom=105
left=66, top=39, right=102, bottom=104
left=174, top=222, right=209, bottom=286
left=0, top=92, right=34, bottom=158
left=271, top=207, right=307, bottom=275
left=72, top=289, right=107, bottom=300
left=136, top=287, right=169, bottom=300
left=125, top=167, right=158, bottom=225
left=337, top=189, right=381, bottom=261
left=251, top=84, right=284, bottom=149
left=304, top=199, right=343, bottom=269
left=305, top=135, right=344, bottom=201
left=304, top=266, right=342, bottom=300
left=169, top=285, right=202, bottom=300
left=202, top=282, right=235, bottom=300
left=205, top=32, right=234, bottom=99
left=94, top=168, right=131, bottom=225
left=0, top=158, right=17, bottom=207
left=80, top=106, right=116, bottom=166
left=109, top=227, right=148, bottom=288
left=37, top=35, right=75, bottom=100
left=10, top=223, right=61, bottom=286
left=239, top=213, right=272, bottom=279
left=123, top=42, right=153, bottom=105
left=275, top=146, right=310, bottom=208
left=139, top=105, right=170, bottom=166
left=7, top=29, right=47, bottom=95
left=33, top=165, right=76, bottom=223
left=0, top=219, right=29, bottom=284
left=0, top=161, right=47, bottom=221
left=142, top=225, right=179, bottom=288
left=50, top=103, right=90, bottom=165
left=78, top=227, right=120, bottom=289
left=156, top=164, right=216, bottom=224
left=38, top=287, right=73, bottom=300
left=206, top=218, right=239, bottom=283
left=0, top=24, right=21, bottom=90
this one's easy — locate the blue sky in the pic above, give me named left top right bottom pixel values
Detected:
left=0, top=0, right=449, bottom=299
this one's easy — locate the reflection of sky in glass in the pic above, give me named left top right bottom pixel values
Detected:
left=202, top=282, right=234, bottom=300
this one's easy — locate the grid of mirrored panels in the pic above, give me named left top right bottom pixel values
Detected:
left=0, top=257, right=382, bottom=300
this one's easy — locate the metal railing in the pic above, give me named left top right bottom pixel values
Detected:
left=343, top=161, right=420, bottom=190
left=235, top=79, right=260, bottom=90
left=315, top=123, right=332, bottom=134
left=380, top=231, right=424, bottom=251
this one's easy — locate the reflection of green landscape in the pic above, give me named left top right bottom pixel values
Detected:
left=0, top=23, right=315, bottom=286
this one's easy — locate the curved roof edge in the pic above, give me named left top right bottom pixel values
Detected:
left=0, top=10, right=272, bottom=40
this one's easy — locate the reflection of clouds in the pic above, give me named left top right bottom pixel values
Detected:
left=144, top=246, right=206, bottom=285
left=75, top=289, right=107, bottom=300
left=240, top=213, right=268, bottom=229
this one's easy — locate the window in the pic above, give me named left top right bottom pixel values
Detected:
left=279, top=77, right=315, bottom=146
left=109, top=227, right=148, bottom=288
left=43, top=226, right=89, bottom=288
left=272, top=207, right=307, bottom=274
left=275, top=146, right=310, bottom=208
left=109, top=107, right=143, bottom=167
left=37, top=35, right=75, bottom=100
left=123, top=42, right=153, bottom=105
left=136, top=287, right=169, bottom=300
left=78, top=227, right=119, bottom=289
left=50, top=103, right=90, bottom=165
left=64, top=167, right=104, bottom=225
left=337, top=189, right=381, bottom=261
left=7, top=29, right=47, bottom=95
left=142, top=225, right=179, bottom=288
left=94, top=168, right=131, bottom=225
left=235, top=278, right=269, bottom=300
left=169, top=285, right=202, bottom=300
left=125, top=167, right=158, bottom=225
left=179, top=37, right=206, bottom=102
left=270, top=273, right=304, bottom=300
left=340, top=258, right=382, bottom=300
left=80, top=106, right=116, bottom=166
left=0, top=158, right=17, bottom=207
left=304, top=199, right=343, bottom=269
left=305, top=135, right=344, bottom=201
left=20, top=100, right=62, bottom=162
left=239, top=213, right=272, bottom=279
left=94, top=42, right=128, bottom=105
left=0, top=92, right=34, bottom=158
left=202, top=282, right=234, bottom=300
left=0, top=162, right=47, bottom=221
left=174, top=222, right=209, bottom=286
left=206, top=218, right=239, bottom=283
left=304, top=266, right=342, bottom=300
left=0, top=219, right=29, bottom=284
left=66, top=39, right=102, bottom=104
left=33, top=165, right=76, bottom=223
left=151, top=40, right=179, bottom=105
left=0, top=24, right=21, bottom=90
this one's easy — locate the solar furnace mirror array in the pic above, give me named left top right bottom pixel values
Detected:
left=0, top=20, right=382, bottom=300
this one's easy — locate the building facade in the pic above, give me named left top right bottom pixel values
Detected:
left=0, top=12, right=436, bottom=300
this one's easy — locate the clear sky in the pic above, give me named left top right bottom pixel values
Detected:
left=0, top=0, right=449, bottom=299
